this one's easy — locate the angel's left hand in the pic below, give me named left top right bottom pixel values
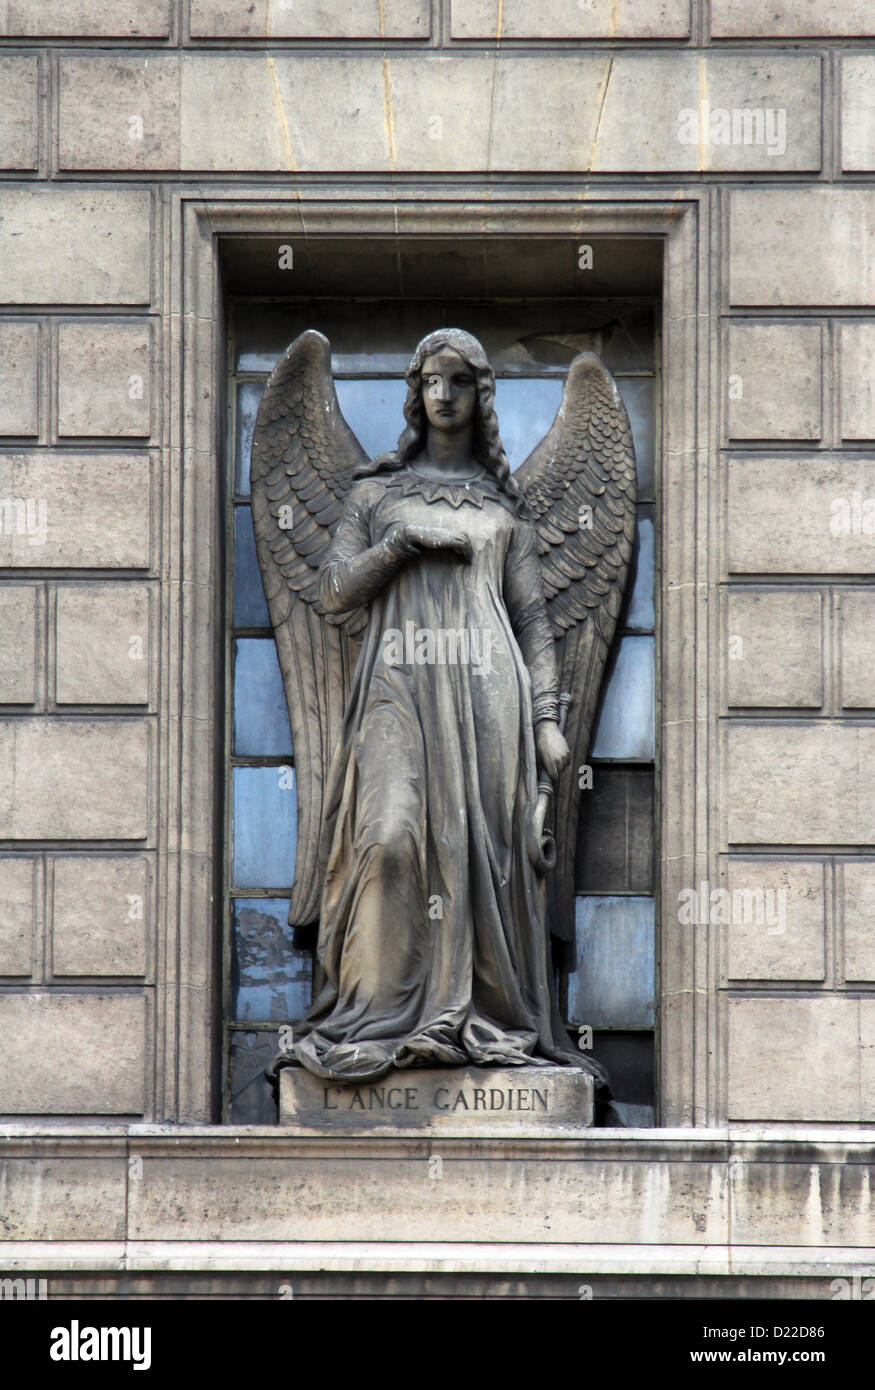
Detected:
left=535, top=721, right=571, bottom=782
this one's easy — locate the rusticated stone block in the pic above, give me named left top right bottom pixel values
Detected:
left=56, top=583, right=150, bottom=706
left=730, top=190, right=875, bottom=307
left=726, top=590, right=822, bottom=708
left=724, top=860, right=825, bottom=982
left=839, top=321, right=875, bottom=440
left=842, top=56, right=875, bottom=172
left=0, top=857, right=36, bottom=976
left=0, top=584, right=38, bottom=704
left=726, top=724, right=875, bottom=846
left=0, top=189, right=151, bottom=305
left=839, top=591, right=875, bottom=709
left=0, top=453, right=151, bottom=569
left=451, top=0, right=690, bottom=38
left=0, top=719, right=149, bottom=840
left=0, top=57, right=38, bottom=171
left=726, top=322, right=822, bottom=441
left=52, top=856, right=148, bottom=977
left=0, top=992, right=146, bottom=1113
left=0, top=1, right=170, bottom=35
left=841, top=862, right=875, bottom=983
left=0, top=321, right=39, bottom=437
left=57, top=322, right=151, bottom=438
left=58, top=52, right=820, bottom=175
left=712, top=0, right=875, bottom=35
left=727, top=996, right=869, bottom=1121
left=727, top=457, right=875, bottom=575
left=190, top=0, right=429, bottom=37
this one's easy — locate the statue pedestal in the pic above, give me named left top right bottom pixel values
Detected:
left=278, top=1064, right=594, bottom=1134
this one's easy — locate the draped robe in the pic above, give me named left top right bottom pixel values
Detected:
left=292, top=464, right=583, bottom=1083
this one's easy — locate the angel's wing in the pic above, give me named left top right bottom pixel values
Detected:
left=515, top=352, right=638, bottom=944
left=249, top=330, right=368, bottom=928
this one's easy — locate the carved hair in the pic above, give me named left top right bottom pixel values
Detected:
left=358, top=328, right=523, bottom=510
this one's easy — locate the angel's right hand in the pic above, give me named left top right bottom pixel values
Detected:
left=387, top=523, right=472, bottom=561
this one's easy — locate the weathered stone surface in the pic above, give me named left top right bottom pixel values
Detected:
left=280, top=1065, right=594, bottom=1132
left=128, top=1146, right=725, bottom=1246
left=724, top=859, right=825, bottom=981
left=727, top=457, right=875, bottom=575
left=3, top=1127, right=875, bottom=1267
left=0, top=585, right=38, bottom=703
left=839, top=591, right=875, bottom=709
left=725, top=725, right=875, bottom=846
left=0, top=719, right=149, bottom=840
left=727, top=996, right=870, bottom=1121
left=839, top=321, right=875, bottom=440
left=56, top=584, right=151, bottom=706
left=0, top=993, right=146, bottom=1113
left=0, top=454, right=152, bottom=569
left=580, top=53, right=819, bottom=175
left=0, top=190, right=151, bottom=305
left=58, top=321, right=151, bottom=438
left=0, top=1, right=170, bottom=35
left=726, top=322, right=822, bottom=441
left=0, top=321, right=39, bottom=436
left=730, top=190, right=875, bottom=306
left=0, top=856, right=35, bottom=976
left=52, top=856, right=149, bottom=977
left=841, top=862, right=875, bottom=983
left=451, top=0, right=690, bottom=38
left=0, top=1154, right=126, bottom=1241
left=726, top=590, right=822, bottom=707
left=728, top=1139, right=875, bottom=1248
left=0, top=57, right=38, bottom=171
left=842, top=56, right=875, bottom=172
left=180, top=54, right=329, bottom=171
left=712, top=0, right=875, bottom=35
left=190, top=0, right=429, bottom=37
left=58, top=52, right=820, bottom=174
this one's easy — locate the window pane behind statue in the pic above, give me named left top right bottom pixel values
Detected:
left=226, top=300, right=658, bottom=1125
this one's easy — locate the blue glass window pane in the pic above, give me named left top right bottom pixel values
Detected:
left=231, top=898, right=312, bottom=1022
left=498, top=379, right=563, bottom=471
left=624, top=506, right=655, bottom=631
left=619, top=377, right=655, bottom=499
left=235, top=380, right=266, bottom=497
left=498, top=377, right=652, bottom=488
left=234, top=506, right=270, bottom=628
left=233, top=766, right=297, bottom=889
left=335, top=379, right=408, bottom=463
left=233, top=638, right=292, bottom=756
left=591, top=635, right=655, bottom=760
left=568, top=896, right=655, bottom=1029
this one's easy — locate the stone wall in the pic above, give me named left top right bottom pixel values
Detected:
left=0, top=2, right=872, bottom=1141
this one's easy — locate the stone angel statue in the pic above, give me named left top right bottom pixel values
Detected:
left=251, top=328, right=636, bottom=1100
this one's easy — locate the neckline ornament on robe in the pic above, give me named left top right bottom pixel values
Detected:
left=382, top=464, right=496, bottom=510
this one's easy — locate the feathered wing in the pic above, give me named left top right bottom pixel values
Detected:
left=516, top=352, right=638, bottom=944
left=250, top=330, right=369, bottom=928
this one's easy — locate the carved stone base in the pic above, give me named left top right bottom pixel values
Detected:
left=278, top=1064, right=594, bottom=1133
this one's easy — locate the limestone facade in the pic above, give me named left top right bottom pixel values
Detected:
left=0, top=1, right=873, bottom=1296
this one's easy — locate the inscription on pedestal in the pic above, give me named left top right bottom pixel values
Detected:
left=279, top=1065, right=594, bottom=1132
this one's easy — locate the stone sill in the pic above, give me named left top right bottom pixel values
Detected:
left=1, top=1125, right=872, bottom=1256
left=2, top=1123, right=875, bottom=1153
left=1, top=1242, right=874, bottom=1279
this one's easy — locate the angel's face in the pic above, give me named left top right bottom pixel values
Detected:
left=420, top=348, right=478, bottom=437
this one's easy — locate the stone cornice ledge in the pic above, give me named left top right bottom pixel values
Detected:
left=1, top=1243, right=874, bottom=1279
left=2, top=1125, right=875, bottom=1156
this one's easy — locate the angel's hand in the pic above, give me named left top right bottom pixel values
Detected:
left=535, top=721, right=571, bottom=782
left=382, top=522, right=422, bottom=559
left=389, top=523, right=472, bottom=562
